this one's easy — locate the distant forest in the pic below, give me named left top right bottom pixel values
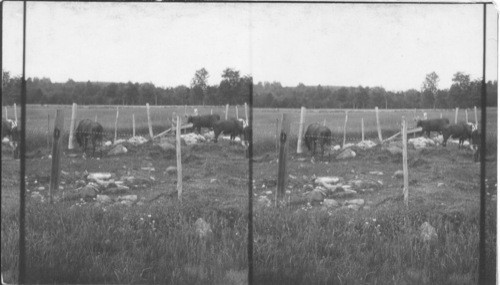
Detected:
left=2, top=69, right=497, bottom=109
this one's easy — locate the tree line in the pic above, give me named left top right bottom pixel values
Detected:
left=2, top=69, right=496, bottom=109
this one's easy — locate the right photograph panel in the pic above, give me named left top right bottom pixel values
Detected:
left=251, top=3, right=497, bottom=284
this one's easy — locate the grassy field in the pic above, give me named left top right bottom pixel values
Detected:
left=251, top=107, right=497, bottom=284
left=1, top=104, right=249, bottom=284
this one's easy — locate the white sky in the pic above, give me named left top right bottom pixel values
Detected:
left=2, top=2, right=498, bottom=91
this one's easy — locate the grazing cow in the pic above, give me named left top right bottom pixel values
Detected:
left=213, top=119, right=244, bottom=143
left=2, top=119, right=19, bottom=157
left=304, top=123, right=332, bottom=158
left=471, top=128, right=481, bottom=162
left=75, top=119, right=104, bottom=157
left=416, top=118, right=450, bottom=137
left=442, top=122, right=473, bottom=149
left=187, top=114, right=220, bottom=134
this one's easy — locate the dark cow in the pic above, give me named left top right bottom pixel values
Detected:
left=416, top=118, right=450, bottom=137
left=471, top=128, right=481, bottom=162
left=187, top=114, right=220, bottom=134
left=442, top=122, right=473, bottom=149
left=304, top=123, right=332, bottom=158
left=213, top=119, right=244, bottom=143
left=2, top=119, right=19, bottom=158
left=75, top=119, right=104, bottom=157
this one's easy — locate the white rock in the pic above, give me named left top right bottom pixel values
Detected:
left=104, top=141, right=112, bottom=147
left=113, top=139, right=127, bottom=145
left=88, top=172, right=112, bottom=181
left=108, top=144, right=128, bottom=155
left=96, top=194, right=113, bottom=204
left=420, top=222, right=438, bottom=242
left=195, top=218, right=213, bottom=238
left=347, top=199, right=365, bottom=205
left=323, top=199, right=339, bottom=208
left=127, top=136, right=148, bottom=146
left=356, top=140, right=377, bottom=149
left=118, top=195, right=138, bottom=202
left=342, top=143, right=355, bottom=149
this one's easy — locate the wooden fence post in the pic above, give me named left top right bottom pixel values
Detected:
left=132, top=113, right=136, bottom=137
left=172, top=112, right=176, bottom=131
left=4, top=106, right=7, bottom=120
left=465, top=109, right=469, bottom=123
left=276, top=113, right=290, bottom=207
left=236, top=106, right=239, bottom=119
left=211, top=109, right=213, bottom=115
left=114, top=107, right=119, bottom=144
left=225, top=104, right=229, bottom=120
left=47, top=113, right=50, bottom=149
left=176, top=116, right=183, bottom=202
left=146, top=103, right=154, bottom=139
left=14, top=103, right=18, bottom=125
left=440, top=112, right=443, bottom=119
left=375, top=107, right=383, bottom=143
left=68, top=103, right=77, bottom=150
left=455, top=107, right=459, bottom=124
left=94, top=115, right=97, bottom=122
left=296, top=107, right=306, bottom=154
left=244, top=103, right=248, bottom=123
left=184, top=105, right=187, bottom=116
left=361, top=118, right=365, bottom=142
left=402, top=116, right=409, bottom=208
left=323, top=119, right=326, bottom=126
left=49, top=109, right=64, bottom=204
left=342, top=110, right=348, bottom=147
left=474, top=106, right=478, bottom=125
left=275, top=118, right=280, bottom=153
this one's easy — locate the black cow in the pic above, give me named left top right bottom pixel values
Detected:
left=187, top=114, right=220, bottom=134
left=442, top=122, right=473, bottom=149
left=75, top=119, right=104, bottom=157
left=2, top=119, right=19, bottom=158
left=213, top=119, right=244, bottom=143
left=471, top=128, right=481, bottom=162
left=416, top=118, right=450, bottom=137
left=304, top=123, right=332, bottom=158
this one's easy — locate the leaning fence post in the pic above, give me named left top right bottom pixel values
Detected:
left=225, top=104, right=229, bottom=120
left=276, top=113, right=290, bottom=207
left=474, top=106, right=478, bottom=125
left=342, top=110, right=348, bottom=147
left=176, top=116, right=183, bottom=202
left=114, top=107, right=119, bottom=144
left=146, top=103, right=154, bottom=139
left=132, top=113, right=136, bottom=137
left=14, top=103, right=18, bottom=125
left=402, top=116, right=409, bottom=208
left=455, top=107, right=459, bottom=124
left=296, top=107, right=306, bottom=154
left=49, top=109, right=64, bottom=204
left=68, top=103, right=77, bottom=150
left=361, top=117, right=365, bottom=141
left=375, top=107, right=383, bottom=143
left=465, top=109, right=469, bottom=123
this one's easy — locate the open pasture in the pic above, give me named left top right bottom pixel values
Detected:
left=1, top=104, right=249, bottom=284
left=252, top=107, right=497, bottom=284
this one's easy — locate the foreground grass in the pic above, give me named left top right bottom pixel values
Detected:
left=2, top=198, right=247, bottom=284
left=254, top=202, right=495, bottom=284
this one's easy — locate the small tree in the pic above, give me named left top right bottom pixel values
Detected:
left=190, top=68, right=209, bottom=105
left=421, top=72, right=439, bottom=109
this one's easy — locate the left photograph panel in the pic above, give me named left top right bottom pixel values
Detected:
left=2, top=2, right=251, bottom=284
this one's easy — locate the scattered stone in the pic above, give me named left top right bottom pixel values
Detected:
left=393, top=170, right=404, bottom=179
left=256, top=196, right=272, bottom=208
left=181, top=133, right=207, bottom=145
left=332, top=145, right=341, bottom=151
left=31, top=191, right=44, bottom=202
left=323, top=199, right=339, bottom=208
left=127, top=136, right=148, bottom=146
left=336, top=148, right=356, bottom=160
left=315, top=176, right=341, bottom=186
left=369, top=171, right=384, bottom=176
left=166, top=166, right=177, bottom=175
left=103, top=187, right=128, bottom=195
left=118, top=195, right=138, bottom=202
left=104, top=141, right=112, bottom=147
left=108, top=144, right=128, bottom=156
left=297, top=157, right=306, bottom=162
left=357, top=140, right=377, bottom=149
left=308, top=189, right=325, bottom=204
left=265, top=191, right=273, bottom=195
left=437, top=182, right=445, bottom=187
left=385, top=145, right=402, bottom=155
left=96, top=195, right=113, bottom=204
left=409, top=137, right=435, bottom=149
left=346, top=199, right=365, bottom=206
left=195, top=218, right=213, bottom=238
left=210, top=179, right=217, bottom=183
left=80, top=185, right=98, bottom=198
left=120, top=200, right=134, bottom=207
left=59, top=186, right=64, bottom=190
left=347, top=204, right=360, bottom=211
left=37, top=186, right=45, bottom=191
left=420, top=222, right=438, bottom=243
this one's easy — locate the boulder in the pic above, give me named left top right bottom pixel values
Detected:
left=420, top=222, right=438, bottom=243
left=195, top=218, right=213, bottom=239
left=96, top=195, right=113, bottom=204
left=127, top=136, right=148, bottom=146
left=357, top=140, right=377, bottom=150
left=393, top=170, right=404, bottom=179
left=323, top=199, right=339, bottom=208
left=108, top=144, right=128, bottom=156
left=166, top=166, right=177, bottom=175
left=336, top=148, right=356, bottom=160
left=308, top=189, right=325, bottom=204
left=385, top=145, right=402, bottom=155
